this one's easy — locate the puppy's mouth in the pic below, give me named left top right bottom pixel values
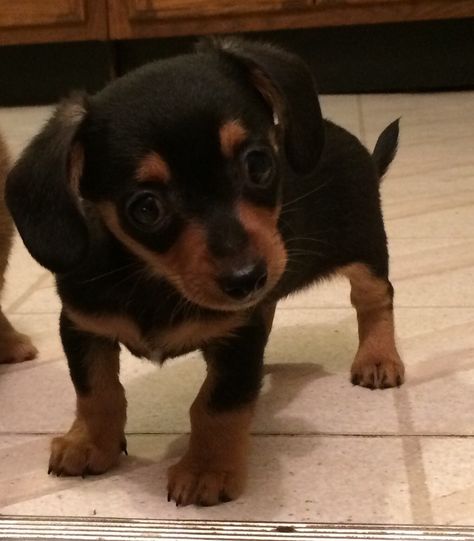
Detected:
left=176, top=261, right=281, bottom=312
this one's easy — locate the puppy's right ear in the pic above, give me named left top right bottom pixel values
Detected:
left=6, top=96, right=89, bottom=274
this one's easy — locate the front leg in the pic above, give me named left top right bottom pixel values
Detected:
left=48, top=312, right=127, bottom=476
left=167, top=304, right=275, bottom=506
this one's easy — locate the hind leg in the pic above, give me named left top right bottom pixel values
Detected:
left=343, top=263, right=404, bottom=389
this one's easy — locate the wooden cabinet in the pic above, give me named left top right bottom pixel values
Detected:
left=0, top=0, right=108, bottom=45
left=0, top=0, right=473, bottom=45
left=108, top=0, right=474, bottom=40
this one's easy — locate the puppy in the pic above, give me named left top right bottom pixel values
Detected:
left=0, top=132, right=37, bottom=364
left=6, top=39, right=404, bottom=506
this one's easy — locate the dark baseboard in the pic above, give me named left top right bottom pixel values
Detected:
left=0, top=18, right=472, bottom=106
left=117, top=18, right=474, bottom=94
left=0, top=41, right=113, bottom=106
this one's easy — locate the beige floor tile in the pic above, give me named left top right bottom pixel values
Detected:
left=384, top=192, right=474, bottom=239
left=2, top=236, right=49, bottom=313
left=360, top=93, right=474, bottom=157
left=0, top=434, right=412, bottom=524
left=0, top=106, right=53, bottom=159
left=390, top=238, right=474, bottom=308
left=320, top=95, right=361, bottom=138
left=361, top=93, right=474, bottom=239
left=8, top=284, right=62, bottom=315
left=422, top=438, right=474, bottom=525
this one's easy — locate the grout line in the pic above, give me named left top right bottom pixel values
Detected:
left=5, top=272, right=52, bottom=315
left=2, top=431, right=473, bottom=438
left=395, top=387, right=434, bottom=524
left=8, top=312, right=60, bottom=316
left=275, top=305, right=474, bottom=310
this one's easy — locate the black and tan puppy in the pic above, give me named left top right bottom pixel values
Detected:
left=6, top=39, right=404, bottom=506
left=0, top=133, right=37, bottom=364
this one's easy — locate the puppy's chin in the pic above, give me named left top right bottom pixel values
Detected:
left=178, top=287, right=268, bottom=313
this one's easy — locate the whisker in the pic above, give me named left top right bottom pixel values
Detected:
left=282, top=181, right=331, bottom=209
left=79, top=262, right=140, bottom=284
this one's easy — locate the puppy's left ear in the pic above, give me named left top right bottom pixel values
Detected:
left=209, top=38, right=325, bottom=176
left=5, top=96, right=89, bottom=274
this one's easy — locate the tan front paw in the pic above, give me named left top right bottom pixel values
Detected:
left=49, top=432, right=126, bottom=477
left=0, top=330, right=38, bottom=364
left=167, top=457, right=246, bottom=506
left=351, top=352, right=405, bottom=389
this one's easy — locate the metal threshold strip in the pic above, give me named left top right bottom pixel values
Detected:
left=1, top=516, right=474, bottom=541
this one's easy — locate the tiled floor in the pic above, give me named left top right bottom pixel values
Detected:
left=0, top=92, right=473, bottom=525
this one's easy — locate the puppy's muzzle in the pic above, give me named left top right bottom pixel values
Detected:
left=217, top=259, right=268, bottom=301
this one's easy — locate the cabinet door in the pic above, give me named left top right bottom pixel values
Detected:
left=108, top=0, right=474, bottom=40
left=108, top=0, right=312, bottom=39
left=0, top=0, right=108, bottom=45
left=126, top=0, right=312, bottom=19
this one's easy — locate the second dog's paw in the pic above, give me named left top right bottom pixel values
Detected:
left=0, top=331, right=38, bottom=364
left=351, top=353, right=405, bottom=389
left=49, top=432, right=126, bottom=477
left=167, top=458, right=245, bottom=507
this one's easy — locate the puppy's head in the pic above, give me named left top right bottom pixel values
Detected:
left=6, top=39, right=324, bottom=311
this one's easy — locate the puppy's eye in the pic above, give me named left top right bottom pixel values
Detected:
left=243, top=149, right=274, bottom=188
left=127, top=193, right=164, bottom=229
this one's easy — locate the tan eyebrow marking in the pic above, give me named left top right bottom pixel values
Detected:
left=219, top=120, right=247, bottom=159
left=136, top=152, right=171, bottom=183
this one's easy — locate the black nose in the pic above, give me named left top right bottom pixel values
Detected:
left=218, top=260, right=268, bottom=300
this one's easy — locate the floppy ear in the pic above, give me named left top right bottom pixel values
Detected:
left=5, top=96, right=89, bottom=274
left=208, top=38, right=325, bottom=175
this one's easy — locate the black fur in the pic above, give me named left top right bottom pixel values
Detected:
left=204, top=311, right=269, bottom=411
left=6, top=40, right=398, bottom=414
left=372, top=118, right=400, bottom=179
left=6, top=98, right=89, bottom=273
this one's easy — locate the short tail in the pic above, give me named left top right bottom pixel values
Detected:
left=372, top=118, right=400, bottom=180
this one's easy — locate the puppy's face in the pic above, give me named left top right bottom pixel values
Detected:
left=82, top=60, right=287, bottom=310
left=6, top=40, right=325, bottom=312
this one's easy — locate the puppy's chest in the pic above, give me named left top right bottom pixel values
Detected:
left=65, top=306, right=243, bottom=360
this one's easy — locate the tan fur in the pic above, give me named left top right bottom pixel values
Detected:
left=64, top=305, right=146, bottom=355
left=0, top=133, right=38, bottom=364
left=168, top=362, right=253, bottom=506
left=219, top=120, right=247, bottom=159
left=49, top=340, right=126, bottom=476
left=69, top=143, right=84, bottom=195
left=250, top=69, right=285, bottom=131
left=237, top=201, right=287, bottom=292
left=65, top=303, right=244, bottom=358
left=158, top=314, right=244, bottom=354
left=136, top=152, right=171, bottom=184
left=342, top=263, right=404, bottom=388
left=59, top=100, right=86, bottom=126
left=97, top=202, right=222, bottom=307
